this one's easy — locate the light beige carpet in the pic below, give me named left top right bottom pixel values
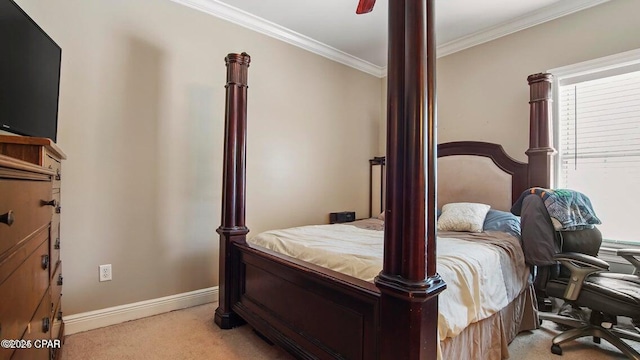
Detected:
left=61, top=302, right=636, bottom=360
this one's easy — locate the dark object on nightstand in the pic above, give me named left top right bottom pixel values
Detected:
left=330, top=211, right=356, bottom=224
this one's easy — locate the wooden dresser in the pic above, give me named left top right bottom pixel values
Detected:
left=0, top=135, right=66, bottom=360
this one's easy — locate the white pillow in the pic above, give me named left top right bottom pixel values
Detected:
left=437, top=202, right=491, bottom=233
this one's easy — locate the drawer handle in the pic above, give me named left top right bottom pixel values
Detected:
left=57, top=274, right=64, bottom=286
left=42, top=317, right=50, bottom=333
left=0, top=210, right=14, bottom=226
left=41, top=255, right=50, bottom=270
left=42, top=199, right=57, bottom=207
left=56, top=168, right=61, bottom=181
left=55, top=237, right=61, bottom=249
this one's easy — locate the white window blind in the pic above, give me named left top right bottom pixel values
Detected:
left=557, top=70, right=640, bottom=244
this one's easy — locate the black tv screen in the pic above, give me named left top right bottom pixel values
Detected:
left=0, top=0, right=61, bottom=141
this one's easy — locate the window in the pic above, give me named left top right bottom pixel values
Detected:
left=551, top=49, right=640, bottom=245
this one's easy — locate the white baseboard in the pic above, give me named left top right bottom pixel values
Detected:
left=63, top=286, right=219, bottom=335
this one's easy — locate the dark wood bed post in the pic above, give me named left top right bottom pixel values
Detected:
left=368, top=156, right=385, bottom=218
left=214, top=52, right=251, bottom=329
left=374, top=1, right=445, bottom=358
left=526, top=73, right=555, bottom=188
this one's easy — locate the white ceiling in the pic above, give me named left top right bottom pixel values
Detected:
left=174, top=0, right=610, bottom=77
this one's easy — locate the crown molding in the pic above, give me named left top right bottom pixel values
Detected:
left=170, top=0, right=386, bottom=78
left=172, top=0, right=610, bottom=78
left=437, top=0, right=611, bottom=58
left=548, top=47, right=640, bottom=78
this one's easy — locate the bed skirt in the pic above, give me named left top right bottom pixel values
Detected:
left=440, top=283, right=539, bottom=360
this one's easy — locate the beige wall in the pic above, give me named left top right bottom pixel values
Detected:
left=436, top=0, right=640, bottom=162
left=16, top=0, right=381, bottom=315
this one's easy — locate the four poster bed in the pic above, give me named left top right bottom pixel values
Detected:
left=214, top=1, right=556, bottom=359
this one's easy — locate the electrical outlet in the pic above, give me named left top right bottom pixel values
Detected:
left=99, top=264, right=112, bottom=282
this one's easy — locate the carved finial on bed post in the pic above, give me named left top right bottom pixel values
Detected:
left=374, top=1, right=446, bottom=358
left=526, top=73, right=556, bottom=188
left=215, top=52, right=251, bottom=330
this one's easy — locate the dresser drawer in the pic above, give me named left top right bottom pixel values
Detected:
left=50, top=299, right=64, bottom=360
left=51, top=261, right=62, bottom=308
left=0, top=233, right=49, bottom=360
left=0, top=179, right=53, bottom=256
left=11, top=290, right=52, bottom=360
left=50, top=221, right=60, bottom=267
left=52, top=189, right=61, bottom=218
left=44, top=152, right=61, bottom=190
left=52, top=297, right=63, bottom=341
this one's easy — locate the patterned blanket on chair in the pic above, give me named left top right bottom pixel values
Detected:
left=511, top=187, right=601, bottom=231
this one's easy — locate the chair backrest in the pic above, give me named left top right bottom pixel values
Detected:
left=558, top=227, right=602, bottom=256
left=556, top=227, right=603, bottom=278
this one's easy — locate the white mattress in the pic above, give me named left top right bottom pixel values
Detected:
left=247, top=220, right=530, bottom=342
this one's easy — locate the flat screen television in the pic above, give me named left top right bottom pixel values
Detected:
left=0, top=0, right=61, bottom=142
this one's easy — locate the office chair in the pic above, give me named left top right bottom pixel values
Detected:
left=539, top=249, right=640, bottom=359
left=520, top=193, right=603, bottom=312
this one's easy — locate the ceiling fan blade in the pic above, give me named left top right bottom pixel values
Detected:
left=356, top=0, right=376, bottom=14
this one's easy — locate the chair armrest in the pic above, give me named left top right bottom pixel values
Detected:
left=616, top=249, right=640, bottom=274
left=553, top=252, right=610, bottom=270
left=616, top=249, right=640, bottom=256
left=553, top=252, right=610, bottom=301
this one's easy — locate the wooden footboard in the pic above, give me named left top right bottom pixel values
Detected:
left=233, top=243, right=381, bottom=359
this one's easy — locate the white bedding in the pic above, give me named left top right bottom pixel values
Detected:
left=247, top=220, right=530, bottom=342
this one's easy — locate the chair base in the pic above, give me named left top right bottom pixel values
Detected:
left=540, top=312, right=640, bottom=359
left=537, top=296, right=554, bottom=312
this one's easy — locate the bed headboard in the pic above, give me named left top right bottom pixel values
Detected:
left=369, top=141, right=530, bottom=215
left=437, top=142, right=528, bottom=212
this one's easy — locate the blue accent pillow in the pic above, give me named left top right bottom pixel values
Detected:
left=483, top=209, right=521, bottom=238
